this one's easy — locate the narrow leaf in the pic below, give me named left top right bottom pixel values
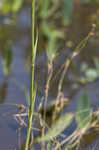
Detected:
left=61, top=0, right=73, bottom=25
left=12, top=0, right=23, bottom=12
left=76, top=90, right=92, bottom=129
left=2, top=41, right=13, bottom=76
left=38, top=113, right=73, bottom=142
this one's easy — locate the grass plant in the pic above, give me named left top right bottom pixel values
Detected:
left=0, top=1, right=98, bottom=150
left=24, top=0, right=38, bottom=149
left=23, top=1, right=96, bottom=149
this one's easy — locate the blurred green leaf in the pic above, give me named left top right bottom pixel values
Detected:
left=76, top=90, right=92, bottom=129
left=0, top=0, right=11, bottom=14
left=62, top=0, right=73, bottom=25
left=41, top=23, right=63, bottom=61
left=0, top=0, right=23, bottom=14
left=47, top=37, right=56, bottom=60
left=12, top=0, right=23, bottom=12
left=40, top=0, right=52, bottom=18
left=0, top=80, right=8, bottom=104
left=94, top=57, right=99, bottom=75
left=85, top=69, right=98, bottom=82
left=41, top=22, right=53, bottom=38
left=81, top=57, right=99, bottom=83
left=81, top=63, right=88, bottom=72
left=2, top=41, right=13, bottom=76
left=38, top=113, right=73, bottom=142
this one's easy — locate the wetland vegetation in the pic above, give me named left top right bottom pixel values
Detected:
left=0, top=0, right=99, bottom=150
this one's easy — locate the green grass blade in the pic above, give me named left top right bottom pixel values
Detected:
left=76, top=90, right=92, bottom=129
left=38, top=113, right=73, bottom=142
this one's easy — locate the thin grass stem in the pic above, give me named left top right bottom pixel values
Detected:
left=24, top=0, right=37, bottom=150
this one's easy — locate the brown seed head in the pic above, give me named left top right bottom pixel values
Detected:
left=18, top=104, right=25, bottom=112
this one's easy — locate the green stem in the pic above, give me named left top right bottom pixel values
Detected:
left=24, top=0, right=36, bottom=150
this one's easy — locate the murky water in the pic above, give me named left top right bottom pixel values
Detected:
left=0, top=2, right=99, bottom=150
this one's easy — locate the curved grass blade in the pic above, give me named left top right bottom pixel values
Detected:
left=76, top=90, right=92, bottom=129
left=38, top=113, right=73, bottom=142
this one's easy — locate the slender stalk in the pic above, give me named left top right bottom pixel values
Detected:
left=24, top=0, right=36, bottom=150
left=56, top=31, right=92, bottom=100
left=44, top=58, right=54, bottom=119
